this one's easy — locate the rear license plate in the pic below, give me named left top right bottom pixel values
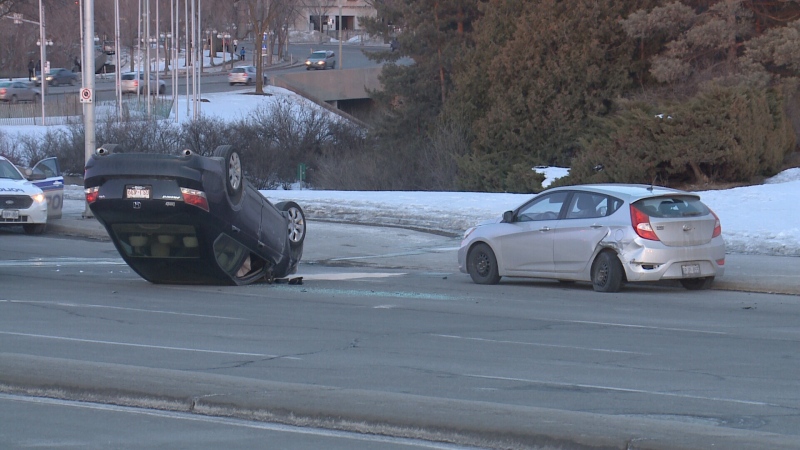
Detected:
left=126, top=185, right=151, bottom=199
left=681, top=264, right=701, bottom=277
left=2, top=210, right=20, bottom=220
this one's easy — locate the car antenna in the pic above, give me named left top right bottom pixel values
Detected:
left=648, top=174, right=659, bottom=192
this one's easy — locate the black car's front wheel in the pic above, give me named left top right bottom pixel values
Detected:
left=214, top=145, right=243, bottom=201
left=276, top=201, right=306, bottom=249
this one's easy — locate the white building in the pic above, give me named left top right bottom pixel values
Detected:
left=292, top=0, right=376, bottom=36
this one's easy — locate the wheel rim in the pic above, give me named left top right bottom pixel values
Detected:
left=286, top=206, right=305, bottom=244
left=475, top=251, right=491, bottom=277
left=228, top=152, right=242, bottom=191
left=595, top=261, right=610, bottom=287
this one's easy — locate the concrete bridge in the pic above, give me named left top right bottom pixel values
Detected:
left=271, top=66, right=382, bottom=125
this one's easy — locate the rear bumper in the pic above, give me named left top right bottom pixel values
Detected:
left=620, top=237, right=726, bottom=282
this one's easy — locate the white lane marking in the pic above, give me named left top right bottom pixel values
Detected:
left=0, top=331, right=298, bottom=359
left=0, top=300, right=245, bottom=321
left=433, top=334, right=650, bottom=355
left=465, top=374, right=779, bottom=407
left=0, top=394, right=477, bottom=449
left=542, top=318, right=727, bottom=335
left=0, top=257, right=126, bottom=267
left=298, top=272, right=406, bottom=281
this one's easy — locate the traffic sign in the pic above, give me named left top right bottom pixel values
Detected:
left=79, top=88, right=93, bottom=103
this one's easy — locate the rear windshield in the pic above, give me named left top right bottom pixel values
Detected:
left=111, top=223, right=200, bottom=258
left=633, top=196, right=710, bottom=218
left=232, top=68, right=245, bottom=73
left=121, top=74, right=136, bottom=80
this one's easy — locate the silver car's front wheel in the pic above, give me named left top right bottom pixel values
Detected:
left=468, top=243, right=501, bottom=285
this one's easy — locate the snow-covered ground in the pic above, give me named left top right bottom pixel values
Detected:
left=6, top=89, right=799, bottom=257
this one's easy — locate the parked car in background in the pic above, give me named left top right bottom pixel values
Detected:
left=304, top=50, right=336, bottom=70
left=0, top=81, right=40, bottom=103
left=228, top=66, right=268, bottom=86
left=120, top=72, right=166, bottom=95
left=0, top=155, right=61, bottom=234
left=458, top=184, right=725, bottom=292
left=33, top=68, right=78, bottom=87
left=84, top=145, right=306, bottom=285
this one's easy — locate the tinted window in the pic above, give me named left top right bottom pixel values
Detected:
left=633, top=196, right=710, bottom=218
left=566, top=193, right=623, bottom=219
left=122, top=74, right=136, bottom=80
left=111, top=223, right=200, bottom=258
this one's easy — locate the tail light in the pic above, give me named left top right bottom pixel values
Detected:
left=84, top=186, right=99, bottom=204
left=710, top=209, right=721, bottom=238
left=180, top=187, right=209, bottom=212
left=630, top=205, right=659, bottom=241
left=0, top=88, right=6, bottom=95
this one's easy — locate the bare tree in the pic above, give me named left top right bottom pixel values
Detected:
left=243, top=0, right=295, bottom=93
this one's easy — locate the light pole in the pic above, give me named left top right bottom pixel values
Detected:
left=217, top=31, right=230, bottom=67
left=338, top=0, right=342, bottom=70
left=35, top=37, right=52, bottom=124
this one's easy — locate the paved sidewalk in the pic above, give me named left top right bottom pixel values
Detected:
left=48, top=200, right=800, bottom=296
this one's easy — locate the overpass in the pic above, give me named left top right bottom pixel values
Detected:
left=271, top=66, right=382, bottom=125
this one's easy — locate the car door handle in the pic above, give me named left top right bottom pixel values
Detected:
left=590, top=224, right=603, bottom=228
left=539, top=226, right=551, bottom=232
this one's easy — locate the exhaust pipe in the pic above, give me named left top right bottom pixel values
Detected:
left=95, top=144, right=119, bottom=156
left=181, top=149, right=193, bottom=156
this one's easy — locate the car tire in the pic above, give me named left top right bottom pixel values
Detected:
left=229, top=82, right=234, bottom=86
left=158, top=85, right=165, bottom=95
left=23, top=223, right=47, bottom=235
left=70, top=78, right=76, bottom=86
left=680, top=277, right=714, bottom=290
left=246, top=78, right=252, bottom=86
left=51, top=80, right=58, bottom=87
left=591, top=251, right=624, bottom=293
left=276, top=201, right=306, bottom=249
left=467, top=243, right=501, bottom=285
left=214, top=145, right=243, bottom=201
left=10, top=95, right=18, bottom=104
left=33, top=94, right=40, bottom=103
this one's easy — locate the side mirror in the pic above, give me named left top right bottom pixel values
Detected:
left=502, top=211, right=514, bottom=223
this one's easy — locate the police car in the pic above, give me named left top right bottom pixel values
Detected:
left=0, top=155, right=64, bottom=234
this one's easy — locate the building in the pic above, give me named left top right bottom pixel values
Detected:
left=291, top=0, right=376, bottom=37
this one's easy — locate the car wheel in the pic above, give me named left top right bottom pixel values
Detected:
left=51, top=80, right=58, bottom=87
left=10, top=95, right=18, bottom=104
left=246, top=77, right=252, bottom=86
left=70, top=78, right=76, bottom=86
left=591, top=251, right=624, bottom=293
left=23, top=223, right=47, bottom=235
left=229, top=82, right=234, bottom=86
left=33, top=94, right=40, bottom=103
left=680, top=277, right=714, bottom=290
left=276, top=201, right=306, bottom=249
left=159, top=85, right=165, bottom=95
left=214, top=145, right=243, bottom=200
left=467, top=243, right=501, bottom=285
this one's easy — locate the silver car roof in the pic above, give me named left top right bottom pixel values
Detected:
left=544, top=183, right=698, bottom=203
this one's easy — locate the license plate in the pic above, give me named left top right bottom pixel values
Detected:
left=681, top=264, right=701, bottom=277
left=126, top=185, right=151, bottom=199
left=2, top=210, right=20, bottom=220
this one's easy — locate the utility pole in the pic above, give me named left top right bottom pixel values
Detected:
left=83, top=0, right=96, bottom=218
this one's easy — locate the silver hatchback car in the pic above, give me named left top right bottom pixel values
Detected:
left=458, top=184, right=725, bottom=292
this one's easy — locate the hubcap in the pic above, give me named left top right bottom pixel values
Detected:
left=286, top=207, right=305, bottom=243
left=228, top=153, right=242, bottom=191
left=476, top=252, right=490, bottom=276
left=596, top=262, right=609, bottom=286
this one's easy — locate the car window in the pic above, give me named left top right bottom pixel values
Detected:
left=516, top=191, right=568, bottom=222
left=111, top=223, right=200, bottom=258
left=0, top=82, right=10, bottom=88
left=0, top=159, right=24, bottom=180
left=213, top=234, right=248, bottom=274
left=122, top=74, right=135, bottom=80
left=565, top=193, right=623, bottom=219
left=32, top=158, right=60, bottom=178
left=633, top=196, right=709, bottom=218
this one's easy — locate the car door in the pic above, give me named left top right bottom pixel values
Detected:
left=494, top=191, right=568, bottom=275
left=552, top=192, right=619, bottom=273
left=30, top=157, right=64, bottom=220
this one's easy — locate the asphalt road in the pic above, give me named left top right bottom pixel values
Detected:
left=1, top=226, right=799, bottom=449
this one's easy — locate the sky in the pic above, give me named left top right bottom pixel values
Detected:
left=3, top=84, right=799, bottom=258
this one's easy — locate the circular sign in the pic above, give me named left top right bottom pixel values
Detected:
left=79, top=88, right=92, bottom=102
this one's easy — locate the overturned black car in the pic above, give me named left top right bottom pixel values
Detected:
left=84, top=144, right=305, bottom=285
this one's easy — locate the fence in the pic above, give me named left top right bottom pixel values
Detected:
left=0, top=95, right=173, bottom=126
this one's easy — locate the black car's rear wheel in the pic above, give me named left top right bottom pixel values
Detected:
left=214, top=145, right=243, bottom=201
left=467, top=243, right=501, bottom=285
left=276, top=201, right=306, bottom=249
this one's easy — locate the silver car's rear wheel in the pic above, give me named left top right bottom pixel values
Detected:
left=468, top=243, right=501, bottom=285
left=592, top=251, right=623, bottom=292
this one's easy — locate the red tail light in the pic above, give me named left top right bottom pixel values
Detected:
left=84, top=186, right=99, bottom=204
left=180, top=188, right=209, bottom=212
left=0, top=88, right=6, bottom=95
left=630, top=205, right=659, bottom=241
left=710, top=209, right=721, bottom=238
